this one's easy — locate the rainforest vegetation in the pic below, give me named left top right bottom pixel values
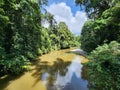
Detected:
left=0, top=0, right=80, bottom=75
left=0, top=0, right=120, bottom=90
left=75, top=0, right=120, bottom=89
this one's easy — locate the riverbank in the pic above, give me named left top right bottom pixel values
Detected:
left=0, top=48, right=88, bottom=90
left=38, top=48, right=88, bottom=65
left=69, top=49, right=87, bottom=56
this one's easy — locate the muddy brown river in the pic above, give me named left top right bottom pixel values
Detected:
left=0, top=49, right=89, bottom=90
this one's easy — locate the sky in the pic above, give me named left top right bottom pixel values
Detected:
left=45, top=0, right=87, bottom=35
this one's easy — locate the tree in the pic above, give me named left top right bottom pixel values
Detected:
left=80, top=20, right=98, bottom=52
left=38, top=27, right=52, bottom=55
left=79, top=1, right=120, bottom=89
left=57, top=22, right=75, bottom=49
left=0, top=0, right=49, bottom=75
left=75, top=0, right=120, bottom=18
left=88, top=41, right=120, bottom=90
left=80, top=4, right=120, bottom=52
left=0, top=0, right=79, bottom=75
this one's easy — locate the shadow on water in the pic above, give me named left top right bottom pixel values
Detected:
left=31, top=57, right=89, bottom=90
left=31, top=58, right=71, bottom=87
left=0, top=73, right=24, bottom=90
left=0, top=49, right=89, bottom=90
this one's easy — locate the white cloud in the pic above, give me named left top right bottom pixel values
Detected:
left=46, top=2, right=87, bottom=35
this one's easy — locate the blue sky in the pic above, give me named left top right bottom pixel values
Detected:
left=48, top=0, right=81, bottom=16
left=44, top=0, right=87, bottom=35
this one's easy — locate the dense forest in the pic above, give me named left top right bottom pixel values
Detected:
left=0, top=0, right=80, bottom=75
left=1, top=0, right=120, bottom=90
left=75, top=0, right=120, bottom=89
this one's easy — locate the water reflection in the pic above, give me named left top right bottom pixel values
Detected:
left=41, top=57, right=89, bottom=90
left=0, top=49, right=89, bottom=90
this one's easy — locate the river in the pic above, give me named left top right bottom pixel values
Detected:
left=0, top=49, right=89, bottom=90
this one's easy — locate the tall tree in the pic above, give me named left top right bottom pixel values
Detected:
left=0, top=0, right=49, bottom=74
left=75, top=0, right=120, bottom=18
left=80, top=4, right=120, bottom=52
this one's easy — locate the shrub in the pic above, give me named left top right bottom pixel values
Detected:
left=0, top=55, right=30, bottom=75
left=87, top=41, right=120, bottom=90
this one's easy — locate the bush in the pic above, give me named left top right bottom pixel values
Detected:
left=87, top=41, right=120, bottom=90
left=61, top=41, right=69, bottom=49
left=0, top=55, right=30, bottom=75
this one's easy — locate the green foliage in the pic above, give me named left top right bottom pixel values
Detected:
left=0, top=55, right=30, bottom=75
left=0, top=0, right=48, bottom=75
left=81, top=5, right=120, bottom=52
left=81, top=20, right=98, bottom=52
left=0, top=0, right=79, bottom=75
left=79, top=1, right=120, bottom=89
left=0, top=47, right=5, bottom=61
left=87, top=41, right=120, bottom=90
left=39, top=27, right=52, bottom=54
left=75, top=0, right=120, bottom=18
left=57, top=22, right=78, bottom=49
left=45, top=21, right=79, bottom=50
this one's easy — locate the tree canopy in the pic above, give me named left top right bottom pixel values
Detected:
left=0, top=0, right=79, bottom=75
left=80, top=4, right=120, bottom=52
left=77, top=0, right=120, bottom=89
left=75, top=0, right=120, bottom=18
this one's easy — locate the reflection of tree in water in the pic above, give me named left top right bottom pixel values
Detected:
left=31, top=58, right=71, bottom=88
left=47, top=58, right=71, bottom=86
left=50, top=58, right=70, bottom=76
left=31, top=57, right=89, bottom=90
left=45, top=58, right=71, bottom=90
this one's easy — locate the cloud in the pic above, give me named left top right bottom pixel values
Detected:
left=46, top=2, right=87, bottom=35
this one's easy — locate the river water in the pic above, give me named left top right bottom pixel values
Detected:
left=0, top=49, right=89, bottom=90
